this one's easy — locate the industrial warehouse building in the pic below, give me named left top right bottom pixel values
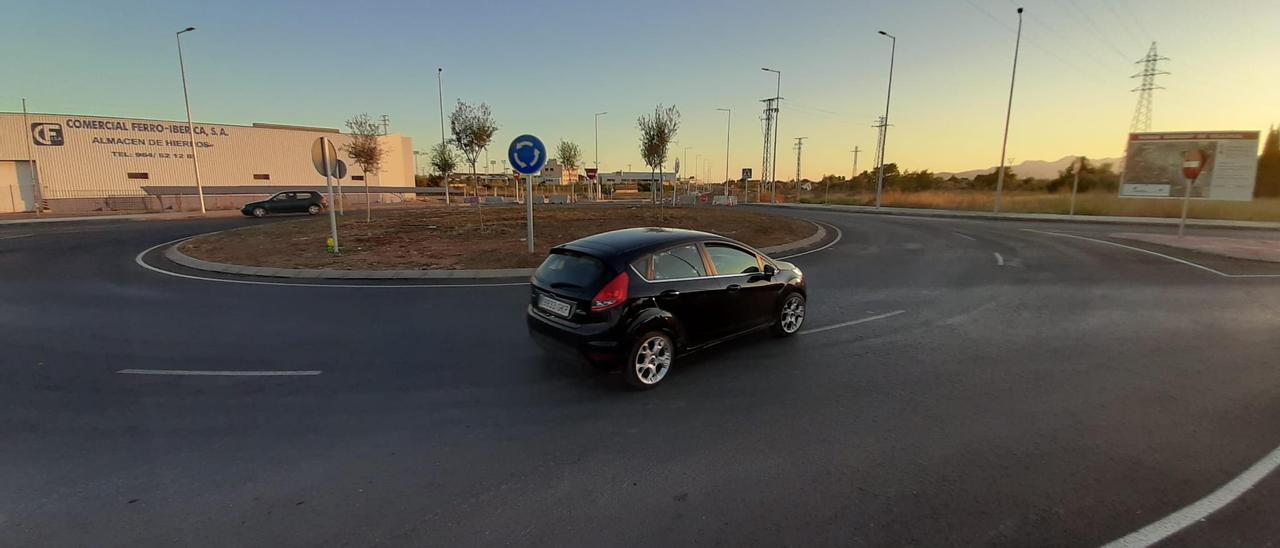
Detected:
left=0, top=112, right=415, bottom=213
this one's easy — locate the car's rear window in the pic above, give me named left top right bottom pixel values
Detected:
left=534, top=250, right=607, bottom=292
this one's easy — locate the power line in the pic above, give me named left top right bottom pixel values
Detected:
left=961, top=0, right=1112, bottom=86
left=1063, top=0, right=1133, bottom=63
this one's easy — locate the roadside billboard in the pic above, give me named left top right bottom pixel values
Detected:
left=1120, top=131, right=1260, bottom=201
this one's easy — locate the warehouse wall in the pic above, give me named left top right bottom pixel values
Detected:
left=0, top=113, right=414, bottom=205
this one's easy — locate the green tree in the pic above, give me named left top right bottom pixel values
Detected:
left=428, top=141, right=459, bottom=192
left=1255, top=126, right=1280, bottom=198
left=1046, top=157, right=1121, bottom=194
left=449, top=100, right=499, bottom=228
left=637, top=104, right=680, bottom=205
left=557, top=140, right=582, bottom=198
left=341, top=113, right=387, bottom=222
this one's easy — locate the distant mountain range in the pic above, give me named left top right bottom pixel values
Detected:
left=936, top=155, right=1124, bottom=180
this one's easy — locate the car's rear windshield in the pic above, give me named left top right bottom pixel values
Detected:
left=533, top=250, right=608, bottom=294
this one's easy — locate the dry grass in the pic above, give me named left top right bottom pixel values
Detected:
left=181, top=205, right=816, bottom=270
left=798, top=190, right=1280, bottom=222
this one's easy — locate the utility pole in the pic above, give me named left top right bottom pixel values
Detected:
left=1130, top=42, right=1170, bottom=133
left=762, top=68, right=782, bottom=203
left=437, top=68, right=450, bottom=204
left=993, top=7, right=1024, bottom=214
left=379, top=114, right=390, bottom=135
left=760, top=98, right=778, bottom=203
left=175, top=27, right=206, bottom=214
left=851, top=146, right=861, bottom=181
left=716, top=108, right=731, bottom=197
left=793, top=137, right=807, bottom=183
left=875, top=31, right=896, bottom=209
left=594, top=111, right=607, bottom=200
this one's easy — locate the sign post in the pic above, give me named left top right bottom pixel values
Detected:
left=1178, top=149, right=1206, bottom=237
left=334, top=160, right=348, bottom=215
left=312, top=137, right=340, bottom=253
left=741, top=168, right=752, bottom=202
left=586, top=168, right=598, bottom=201
left=508, top=134, right=547, bottom=253
left=1068, top=156, right=1082, bottom=216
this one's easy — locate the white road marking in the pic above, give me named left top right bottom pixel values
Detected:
left=798, top=310, right=904, bottom=336
left=134, top=236, right=531, bottom=289
left=1022, top=229, right=1280, bottom=279
left=993, top=252, right=1005, bottom=266
left=776, top=221, right=843, bottom=260
left=0, top=233, right=33, bottom=240
left=117, top=369, right=322, bottom=376
left=1103, top=444, right=1280, bottom=548
left=952, top=231, right=977, bottom=241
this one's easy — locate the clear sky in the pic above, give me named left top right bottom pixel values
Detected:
left=3, top=0, right=1277, bottom=179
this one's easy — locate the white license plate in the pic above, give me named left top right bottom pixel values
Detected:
left=538, top=294, right=573, bottom=317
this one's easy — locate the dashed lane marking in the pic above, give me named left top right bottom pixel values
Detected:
left=797, top=310, right=905, bottom=336
left=117, top=369, right=322, bottom=376
left=994, top=252, right=1005, bottom=266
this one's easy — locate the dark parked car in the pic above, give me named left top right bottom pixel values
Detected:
left=241, top=191, right=326, bottom=217
left=527, top=227, right=806, bottom=389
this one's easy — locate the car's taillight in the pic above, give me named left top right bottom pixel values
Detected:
left=591, top=272, right=629, bottom=312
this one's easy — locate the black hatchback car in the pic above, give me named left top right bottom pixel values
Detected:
left=527, top=227, right=806, bottom=389
left=241, top=191, right=326, bottom=217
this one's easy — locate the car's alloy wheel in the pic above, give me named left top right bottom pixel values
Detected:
left=307, top=204, right=321, bottom=215
left=252, top=207, right=267, bottom=218
left=777, top=293, right=805, bottom=336
left=627, top=332, right=673, bottom=388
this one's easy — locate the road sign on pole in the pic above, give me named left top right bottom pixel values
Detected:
left=312, top=137, right=340, bottom=253
left=509, top=134, right=547, bottom=253
left=1178, top=149, right=1207, bottom=237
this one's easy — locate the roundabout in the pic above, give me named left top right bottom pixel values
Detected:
left=4, top=207, right=1280, bottom=545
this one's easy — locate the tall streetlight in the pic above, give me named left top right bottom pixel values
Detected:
left=716, top=108, right=731, bottom=197
left=762, top=68, right=781, bottom=203
left=875, top=31, right=896, bottom=209
left=175, top=27, right=206, bottom=214
left=437, top=68, right=449, bottom=204
left=594, top=111, right=607, bottom=200
left=993, top=8, right=1025, bottom=214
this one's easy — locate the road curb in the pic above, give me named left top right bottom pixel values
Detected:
left=757, top=203, right=1280, bottom=231
left=160, top=219, right=829, bottom=281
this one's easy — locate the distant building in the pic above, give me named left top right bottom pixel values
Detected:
left=598, top=170, right=677, bottom=185
left=536, top=159, right=579, bottom=186
left=0, top=111, right=415, bottom=213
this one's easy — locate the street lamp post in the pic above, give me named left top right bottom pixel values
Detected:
left=875, top=31, right=896, bottom=209
left=716, top=108, right=731, bottom=198
left=993, top=8, right=1025, bottom=214
left=175, top=27, right=206, bottom=214
left=762, top=68, right=781, bottom=203
left=594, top=111, right=607, bottom=200
left=437, top=68, right=450, bottom=204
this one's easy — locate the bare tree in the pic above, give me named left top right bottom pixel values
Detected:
left=637, top=104, right=680, bottom=207
left=429, top=141, right=459, bottom=195
left=449, top=100, right=499, bottom=229
left=342, top=113, right=387, bottom=222
left=557, top=140, right=582, bottom=201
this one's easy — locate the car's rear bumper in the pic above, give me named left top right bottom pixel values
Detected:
left=526, top=306, right=624, bottom=365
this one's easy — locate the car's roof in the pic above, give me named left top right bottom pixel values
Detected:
left=560, top=227, right=734, bottom=258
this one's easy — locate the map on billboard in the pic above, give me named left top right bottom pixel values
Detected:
left=1120, top=131, right=1260, bottom=201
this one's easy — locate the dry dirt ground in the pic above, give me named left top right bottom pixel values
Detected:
left=179, top=205, right=816, bottom=270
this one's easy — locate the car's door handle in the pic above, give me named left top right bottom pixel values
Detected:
left=726, top=284, right=741, bottom=293
left=659, top=289, right=681, bottom=300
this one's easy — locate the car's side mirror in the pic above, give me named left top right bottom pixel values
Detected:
left=762, top=264, right=777, bottom=277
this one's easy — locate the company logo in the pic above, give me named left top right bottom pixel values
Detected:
left=31, top=123, right=65, bottom=146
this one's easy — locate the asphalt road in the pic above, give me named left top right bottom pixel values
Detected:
left=3, top=209, right=1279, bottom=546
